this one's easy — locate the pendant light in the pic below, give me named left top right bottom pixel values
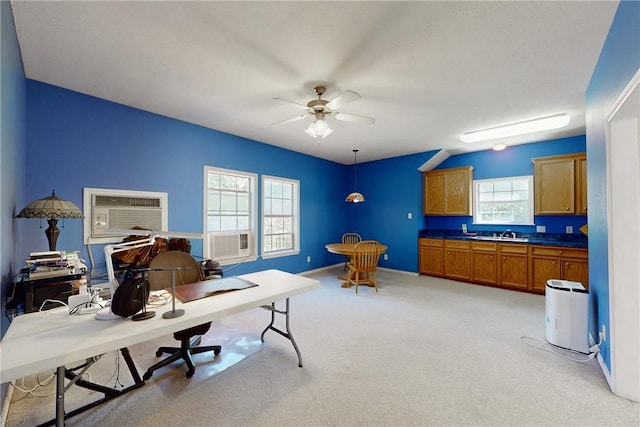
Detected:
left=346, top=149, right=365, bottom=203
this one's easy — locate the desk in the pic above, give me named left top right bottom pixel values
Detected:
left=0, top=269, right=319, bottom=426
left=325, top=243, right=387, bottom=287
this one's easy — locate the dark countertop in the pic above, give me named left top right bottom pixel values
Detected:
left=418, top=229, right=588, bottom=248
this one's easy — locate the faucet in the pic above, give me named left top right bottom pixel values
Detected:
left=501, top=229, right=516, bottom=239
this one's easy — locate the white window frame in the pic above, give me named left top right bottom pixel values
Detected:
left=261, top=175, right=300, bottom=259
left=473, top=175, right=534, bottom=225
left=203, top=166, right=258, bottom=264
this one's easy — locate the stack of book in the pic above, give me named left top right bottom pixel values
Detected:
left=26, top=251, right=72, bottom=279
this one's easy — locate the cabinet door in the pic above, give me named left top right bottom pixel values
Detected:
left=424, top=173, right=445, bottom=215
left=534, top=157, right=576, bottom=214
left=444, top=241, right=471, bottom=281
left=530, top=256, right=561, bottom=292
left=471, top=252, right=497, bottom=284
left=577, top=156, right=588, bottom=215
left=445, top=169, right=472, bottom=215
left=420, top=245, right=444, bottom=276
left=563, top=258, right=589, bottom=289
left=498, top=244, right=529, bottom=289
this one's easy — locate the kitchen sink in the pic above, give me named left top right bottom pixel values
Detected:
left=472, top=236, right=529, bottom=243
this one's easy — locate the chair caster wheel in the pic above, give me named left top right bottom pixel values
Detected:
left=143, top=371, right=152, bottom=381
left=155, top=350, right=163, bottom=357
left=186, top=369, right=195, bottom=378
left=214, top=348, right=221, bottom=356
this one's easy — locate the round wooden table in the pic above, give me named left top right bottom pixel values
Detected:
left=325, top=242, right=387, bottom=287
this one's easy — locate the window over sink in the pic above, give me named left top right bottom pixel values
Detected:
left=473, top=176, right=534, bottom=225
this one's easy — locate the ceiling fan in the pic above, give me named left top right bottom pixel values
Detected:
left=271, top=85, right=375, bottom=139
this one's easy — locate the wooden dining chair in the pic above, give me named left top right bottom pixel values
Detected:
left=341, top=232, right=362, bottom=271
left=347, top=240, right=382, bottom=294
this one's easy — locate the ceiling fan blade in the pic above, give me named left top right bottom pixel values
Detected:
left=326, top=90, right=361, bottom=110
left=274, top=98, right=310, bottom=110
left=334, top=112, right=376, bottom=125
left=270, top=114, right=309, bottom=127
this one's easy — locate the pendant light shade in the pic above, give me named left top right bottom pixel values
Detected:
left=346, top=149, right=365, bottom=203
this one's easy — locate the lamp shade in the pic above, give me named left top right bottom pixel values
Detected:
left=346, top=149, right=365, bottom=203
left=16, top=190, right=84, bottom=219
left=16, top=190, right=84, bottom=251
left=345, top=191, right=365, bottom=203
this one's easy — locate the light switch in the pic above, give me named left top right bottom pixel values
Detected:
left=407, top=213, right=412, bottom=219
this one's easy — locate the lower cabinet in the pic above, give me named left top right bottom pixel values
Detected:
left=419, top=239, right=587, bottom=295
left=419, top=238, right=444, bottom=277
left=444, top=240, right=471, bottom=281
left=530, top=245, right=589, bottom=291
left=498, top=244, right=529, bottom=290
left=471, top=241, right=497, bottom=285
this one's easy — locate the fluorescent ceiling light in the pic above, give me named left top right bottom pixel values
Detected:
left=460, top=113, right=570, bottom=143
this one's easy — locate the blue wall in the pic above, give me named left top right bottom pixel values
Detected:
left=585, top=0, right=640, bottom=370
left=23, top=81, right=349, bottom=279
left=345, top=150, right=441, bottom=272
left=426, top=135, right=587, bottom=235
left=1, top=0, right=27, bottom=410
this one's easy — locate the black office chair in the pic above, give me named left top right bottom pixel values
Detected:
left=142, top=251, right=222, bottom=379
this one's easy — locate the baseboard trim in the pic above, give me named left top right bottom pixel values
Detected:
left=299, top=264, right=343, bottom=276
left=590, top=333, right=614, bottom=393
left=377, top=266, right=419, bottom=276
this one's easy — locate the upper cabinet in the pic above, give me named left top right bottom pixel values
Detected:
left=423, top=166, right=473, bottom=216
left=532, top=153, right=587, bottom=215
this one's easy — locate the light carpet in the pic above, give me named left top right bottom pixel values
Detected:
left=6, top=267, right=639, bottom=426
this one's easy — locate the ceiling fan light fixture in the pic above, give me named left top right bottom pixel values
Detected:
left=460, top=113, right=570, bottom=143
left=305, top=117, right=333, bottom=139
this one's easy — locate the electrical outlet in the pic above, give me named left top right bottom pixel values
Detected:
left=461, top=224, right=467, bottom=233
left=407, top=212, right=412, bottom=219
left=536, top=225, right=546, bottom=233
left=306, top=256, right=311, bottom=263
left=383, top=254, right=388, bottom=261
left=600, top=324, right=606, bottom=342
left=566, top=225, right=573, bottom=234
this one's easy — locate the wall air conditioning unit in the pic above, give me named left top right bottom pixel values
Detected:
left=209, top=231, right=250, bottom=261
left=83, top=188, right=168, bottom=244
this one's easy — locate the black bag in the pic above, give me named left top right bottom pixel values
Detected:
left=111, top=273, right=149, bottom=318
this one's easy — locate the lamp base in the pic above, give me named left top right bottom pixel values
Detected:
left=163, top=308, right=185, bottom=319
left=45, top=218, right=60, bottom=251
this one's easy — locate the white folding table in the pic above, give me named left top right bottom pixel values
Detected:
left=0, top=269, right=319, bottom=426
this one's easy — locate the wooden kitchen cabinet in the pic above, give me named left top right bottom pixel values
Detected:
left=577, top=156, right=588, bottom=215
left=419, top=238, right=444, bottom=276
left=444, top=240, right=471, bottom=281
left=423, top=166, right=473, bottom=216
left=533, top=153, right=587, bottom=215
left=530, top=245, right=589, bottom=292
left=471, top=241, right=498, bottom=285
left=498, top=244, right=529, bottom=290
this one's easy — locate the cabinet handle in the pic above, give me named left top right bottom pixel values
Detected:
left=566, top=207, right=570, bottom=210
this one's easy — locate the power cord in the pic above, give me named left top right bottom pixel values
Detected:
left=519, top=335, right=602, bottom=363
left=10, top=372, right=56, bottom=397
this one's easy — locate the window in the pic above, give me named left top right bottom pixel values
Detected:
left=473, top=176, right=534, bottom=225
left=204, top=166, right=257, bottom=261
left=262, top=176, right=300, bottom=258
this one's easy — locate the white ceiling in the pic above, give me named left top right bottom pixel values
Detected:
left=10, top=1, right=618, bottom=165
